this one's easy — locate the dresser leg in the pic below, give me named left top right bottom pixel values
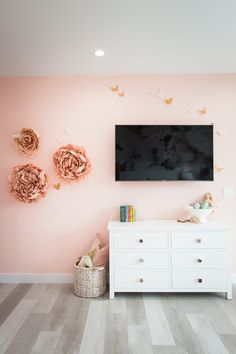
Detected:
left=226, top=289, right=232, bottom=300
left=109, top=290, right=115, bottom=300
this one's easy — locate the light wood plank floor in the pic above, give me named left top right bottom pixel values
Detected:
left=0, top=284, right=236, bottom=354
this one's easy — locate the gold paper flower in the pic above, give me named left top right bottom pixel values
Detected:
left=13, top=128, right=40, bottom=156
left=53, top=144, right=91, bottom=182
left=9, top=164, right=48, bottom=203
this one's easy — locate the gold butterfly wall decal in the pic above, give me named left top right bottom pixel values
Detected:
left=110, top=85, right=119, bottom=93
left=155, top=89, right=163, bottom=97
left=110, top=84, right=125, bottom=97
left=63, top=128, right=72, bottom=137
left=198, top=107, right=207, bottom=115
left=217, top=128, right=227, bottom=136
left=186, top=108, right=194, bottom=114
left=164, top=97, right=173, bottom=105
left=214, top=165, right=224, bottom=173
left=53, top=183, right=61, bottom=190
left=56, top=136, right=64, bottom=143
left=148, top=89, right=163, bottom=97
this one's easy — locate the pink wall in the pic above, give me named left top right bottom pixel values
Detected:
left=0, top=75, right=236, bottom=273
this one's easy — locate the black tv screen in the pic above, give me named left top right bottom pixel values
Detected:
left=115, top=125, right=213, bottom=181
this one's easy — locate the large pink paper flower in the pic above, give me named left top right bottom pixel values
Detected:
left=53, top=144, right=91, bottom=182
left=9, top=164, right=48, bottom=203
left=13, top=128, right=40, bottom=156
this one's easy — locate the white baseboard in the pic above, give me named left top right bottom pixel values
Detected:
left=0, top=273, right=73, bottom=283
left=0, top=273, right=236, bottom=284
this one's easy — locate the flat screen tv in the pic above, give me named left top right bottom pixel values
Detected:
left=115, top=125, right=213, bottom=181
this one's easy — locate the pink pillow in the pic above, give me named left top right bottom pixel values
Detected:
left=93, top=244, right=109, bottom=267
left=87, top=234, right=109, bottom=267
left=89, top=235, right=101, bottom=252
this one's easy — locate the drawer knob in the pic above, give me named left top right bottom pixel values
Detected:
left=139, top=258, right=144, bottom=263
left=139, top=239, right=143, bottom=243
left=197, top=278, right=203, bottom=283
left=139, top=278, right=144, bottom=283
left=196, top=238, right=202, bottom=243
left=197, top=259, right=202, bottom=263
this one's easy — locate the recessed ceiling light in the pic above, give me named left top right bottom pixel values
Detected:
left=94, top=49, right=105, bottom=57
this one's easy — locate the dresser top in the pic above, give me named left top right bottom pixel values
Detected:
left=107, top=219, right=229, bottom=231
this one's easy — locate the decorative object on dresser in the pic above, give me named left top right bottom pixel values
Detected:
left=188, top=206, right=213, bottom=224
left=108, top=220, right=232, bottom=300
left=188, top=192, right=214, bottom=223
left=120, top=205, right=135, bottom=222
left=178, top=193, right=214, bottom=224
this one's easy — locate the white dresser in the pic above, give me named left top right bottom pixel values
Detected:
left=108, top=220, right=232, bottom=299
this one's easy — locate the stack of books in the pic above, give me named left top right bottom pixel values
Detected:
left=120, top=205, right=135, bottom=222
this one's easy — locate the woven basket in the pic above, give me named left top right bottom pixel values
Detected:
left=74, top=264, right=107, bottom=298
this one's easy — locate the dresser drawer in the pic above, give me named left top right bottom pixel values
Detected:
left=172, top=270, right=228, bottom=289
left=113, top=232, right=168, bottom=249
left=114, top=270, right=170, bottom=289
left=171, top=231, right=228, bottom=249
left=114, top=250, right=169, bottom=269
left=172, top=251, right=229, bottom=269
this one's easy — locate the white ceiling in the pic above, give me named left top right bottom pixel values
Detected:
left=0, top=0, right=236, bottom=76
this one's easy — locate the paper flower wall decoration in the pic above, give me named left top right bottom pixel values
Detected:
left=53, top=144, right=91, bottom=182
left=9, top=164, right=48, bottom=203
left=13, top=128, right=40, bottom=156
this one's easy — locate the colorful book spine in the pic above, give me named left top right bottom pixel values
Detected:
left=120, top=206, right=126, bottom=222
left=128, top=205, right=133, bottom=222
left=120, top=205, right=135, bottom=222
left=125, top=206, right=129, bottom=222
left=128, top=206, right=131, bottom=222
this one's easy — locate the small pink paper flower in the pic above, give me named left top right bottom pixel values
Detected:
left=9, top=163, right=48, bottom=203
left=53, top=144, right=91, bottom=182
left=13, top=128, right=40, bottom=156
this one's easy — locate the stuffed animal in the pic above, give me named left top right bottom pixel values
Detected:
left=190, top=216, right=200, bottom=223
left=177, top=216, right=200, bottom=224
left=76, top=233, right=109, bottom=268
left=203, top=193, right=214, bottom=208
left=88, top=233, right=109, bottom=267
left=178, top=193, right=214, bottom=224
left=193, top=192, right=214, bottom=209
left=78, top=255, right=93, bottom=268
